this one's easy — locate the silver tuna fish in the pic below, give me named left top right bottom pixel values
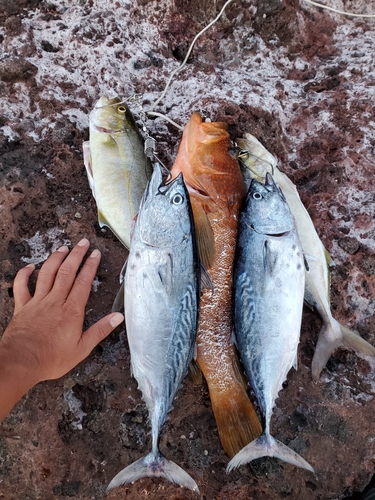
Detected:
left=107, top=164, right=200, bottom=493
left=227, top=173, right=314, bottom=472
left=237, top=133, right=375, bottom=381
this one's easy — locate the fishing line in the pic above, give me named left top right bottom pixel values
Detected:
left=146, top=111, right=184, bottom=131
left=301, top=0, right=375, bottom=18
left=147, top=0, right=236, bottom=116
left=238, top=151, right=275, bottom=175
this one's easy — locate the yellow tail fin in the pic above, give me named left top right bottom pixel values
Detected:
left=209, top=383, right=262, bottom=458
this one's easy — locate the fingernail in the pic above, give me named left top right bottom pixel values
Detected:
left=56, top=245, right=69, bottom=252
left=77, top=238, right=89, bottom=247
left=90, top=249, right=101, bottom=259
left=25, top=263, right=35, bottom=268
left=110, top=313, right=124, bottom=328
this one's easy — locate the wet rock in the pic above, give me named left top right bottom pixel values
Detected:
left=360, top=256, right=375, bottom=276
left=338, top=236, right=360, bottom=255
left=1, top=1, right=375, bottom=499
left=0, top=57, right=38, bottom=82
left=0, top=438, right=13, bottom=475
left=52, top=480, right=81, bottom=497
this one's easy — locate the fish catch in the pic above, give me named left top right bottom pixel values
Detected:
left=107, top=164, right=200, bottom=493
left=83, top=95, right=152, bottom=249
left=170, top=112, right=262, bottom=458
left=237, top=133, right=375, bottom=381
left=228, top=173, right=313, bottom=472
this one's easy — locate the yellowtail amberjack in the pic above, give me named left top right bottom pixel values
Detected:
left=83, top=95, right=152, bottom=249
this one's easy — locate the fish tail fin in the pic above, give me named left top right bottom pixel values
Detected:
left=107, top=451, right=199, bottom=493
left=311, top=324, right=341, bottom=382
left=210, top=383, right=262, bottom=458
left=340, top=324, right=375, bottom=357
left=311, top=319, right=375, bottom=381
left=227, top=433, right=314, bottom=473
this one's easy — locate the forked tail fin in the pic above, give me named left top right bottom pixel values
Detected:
left=311, top=318, right=375, bottom=381
left=226, top=433, right=314, bottom=473
left=340, top=324, right=375, bottom=357
left=107, top=451, right=199, bottom=493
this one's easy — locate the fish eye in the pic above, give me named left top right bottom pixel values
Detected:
left=117, top=105, right=127, bottom=113
left=228, top=148, right=237, bottom=159
left=172, top=193, right=184, bottom=205
left=253, top=192, right=262, bottom=200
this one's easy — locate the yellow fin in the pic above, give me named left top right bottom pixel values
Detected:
left=188, top=359, right=203, bottom=384
left=190, top=196, right=216, bottom=269
left=324, top=246, right=335, bottom=268
left=209, top=383, right=262, bottom=458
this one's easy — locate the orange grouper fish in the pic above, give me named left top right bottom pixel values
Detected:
left=170, top=112, right=262, bottom=457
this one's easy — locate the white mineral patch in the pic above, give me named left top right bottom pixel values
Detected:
left=21, top=228, right=71, bottom=264
left=63, top=388, right=87, bottom=431
left=91, top=276, right=101, bottom=292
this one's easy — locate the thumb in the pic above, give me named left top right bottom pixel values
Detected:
left=80, top=312, right=124, bottom=356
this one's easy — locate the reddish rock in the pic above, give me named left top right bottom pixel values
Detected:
left=0, top=0, right=375, bottom=499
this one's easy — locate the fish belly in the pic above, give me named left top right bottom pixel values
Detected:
left=125, top=239, right=197, bottom=428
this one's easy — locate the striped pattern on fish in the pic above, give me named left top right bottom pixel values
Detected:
left=228, top=173, right=314, bottom=473
left=107, top=164, right=200, bottom=493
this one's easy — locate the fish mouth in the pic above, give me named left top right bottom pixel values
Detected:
left=91, top=123, right=123, bottom=134
left=250, top=225, right=290, bottom=237
left=265, top=231, right=290, bottom=237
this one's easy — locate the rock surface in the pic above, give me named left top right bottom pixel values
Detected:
left=0, top=0, right=375, bottom=499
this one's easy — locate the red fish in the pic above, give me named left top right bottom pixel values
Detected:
left=170, top=113, right=262, bottom=457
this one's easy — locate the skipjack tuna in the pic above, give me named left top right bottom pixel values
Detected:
left=228, top=173, right=314, bottom=472
left=107, top=164, right=200, bottom=493
left=237, top=133, right=375, bottom=381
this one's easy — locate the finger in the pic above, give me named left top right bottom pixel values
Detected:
left=34, top=245, right=70, bottom=300
left=79, top=313, right=124, bottom=358
left=66, top=249, right=101, bottom=311
left=13, top=264, right=35, bottom=313
left=49, top=238, right=90, bottom=301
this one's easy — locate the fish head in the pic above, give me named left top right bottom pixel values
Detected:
left=137, top=164, right=193, bottom=248
left=90, top=95, right=137, bottom=133
left=171, top=112, right=246, bottom=211
left=244, top=173, right=294, bottom=235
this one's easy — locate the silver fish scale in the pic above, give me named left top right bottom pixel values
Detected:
left=161, top=284, right=197, bottom=409
left=124, top=165, right=199, bottom=449
left=234, top=220, right=305, bottom=432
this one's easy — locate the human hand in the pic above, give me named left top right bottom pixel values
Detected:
left=0, top=238, right=124, bottom=387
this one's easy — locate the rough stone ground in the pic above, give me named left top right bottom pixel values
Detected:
left=0, top=0, right=375, bottom=499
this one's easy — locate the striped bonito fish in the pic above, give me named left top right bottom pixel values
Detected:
left=107, top=164, right=200, bottom=493
left=228, top=173, right=314, bottom=473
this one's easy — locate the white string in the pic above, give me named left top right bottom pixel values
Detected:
left=146, top=111, right=184, bottom=131
left=147, top=0, right=236, bottom=114
left=301, top=0, right=375, bottom=18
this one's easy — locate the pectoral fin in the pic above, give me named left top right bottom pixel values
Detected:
left=200, top=263, right=214, bottom=292
left=111, top=281, right=125, bottom=313
left=190, top=196, right=216, bottom=269
left=83, top=141, right=95, bottom=195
